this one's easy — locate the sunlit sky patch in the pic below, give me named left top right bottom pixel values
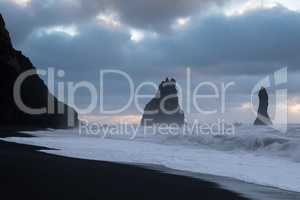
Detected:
left=42, top=25, right=79, bottom=37
left=80, top=115, right=142, bottom=124
left=224, top=0, right=276, bottom=16
left=276, top=0, right=300, bottom=11
left=8, top=0, right=31, bottom=7
left=288, top=97, right=300, bottom=114
left=240, top=102, right=252, bottom=110
left=289, top=104, right=300, bottom=114
left=171, top=17, right=191, bottom=31
left=96, top=13, right=122, bottom=28
left=225, top=0, right=300, bottom=16
left=240, top=99, right=300, bottom=114
left=130, top=29, right=145, bottom=43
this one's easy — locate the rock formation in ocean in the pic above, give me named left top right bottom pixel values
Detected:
left=0, top=14, right=78, bottom=128
left=254, top=87, right=272, bottom=125
left=141, top=78, right=185, bottom=126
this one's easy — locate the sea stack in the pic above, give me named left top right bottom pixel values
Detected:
left=0, top=14, right=78, bottom=128
left=254, top=87, right=272, bottom=125
left=141, top=78, right=185, bottom=126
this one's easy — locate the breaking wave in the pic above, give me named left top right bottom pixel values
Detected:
left=101, top=124, right=300, bottom=162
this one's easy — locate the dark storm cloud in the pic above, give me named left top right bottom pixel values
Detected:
left=1, top=1, right=300, bottom=76
left=103, top=0, right=227, bottom=31
left=20, top=22, right=130, bottom=80
left=0, top=0, right=103, bottom=45
left=0, top=0, right=227, bottom=45
left=127, top=6, right=300, bottom=74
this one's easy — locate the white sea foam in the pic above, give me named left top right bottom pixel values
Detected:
left=2, top=124, right=300, bottom=192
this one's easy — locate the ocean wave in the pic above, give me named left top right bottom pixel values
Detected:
left=111, top=124, right=300, bottom=162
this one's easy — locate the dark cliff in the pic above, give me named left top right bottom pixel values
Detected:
left=141, top=78, right=184, bottom=126
left=0, top=14, right=78, bottom=128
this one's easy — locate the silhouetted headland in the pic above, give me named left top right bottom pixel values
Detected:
left=0, top=14, right=78, bottom=129
left=141, top=78, right=184, bottom=126
left=254, top=87, right=272, bottom=125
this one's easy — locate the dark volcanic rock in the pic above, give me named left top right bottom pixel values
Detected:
left=254, top=87, right=272, bottom=125
left=141, top=78, right=184, bottom=126
left=0, top=14, right=78, bottom=128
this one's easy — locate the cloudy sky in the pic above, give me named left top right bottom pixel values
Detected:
left=1, top=0, right=300, bottom=123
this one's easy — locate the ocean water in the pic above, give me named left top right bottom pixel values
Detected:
left=2, top=123, right=300, bottom=194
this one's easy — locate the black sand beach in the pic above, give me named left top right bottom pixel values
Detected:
left=0, top=132, right=248, bottom=200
